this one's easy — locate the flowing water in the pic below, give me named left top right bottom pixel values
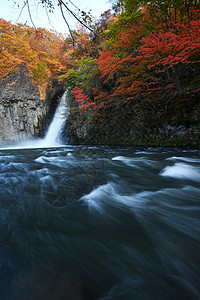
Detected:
left=0, top=145, right=200, bottom=300
left=0, top=92, right=68, bottom=150
left=40, top=92, right=68, bottom=147
left=0, top=94, right=200, bottom=299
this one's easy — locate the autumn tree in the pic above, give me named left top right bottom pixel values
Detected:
left=97, top=1, right=200, bottom=106
left=0, top=18, right=68, bottom=91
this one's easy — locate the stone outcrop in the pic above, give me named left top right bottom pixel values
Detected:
left=66, top=97, right=200, bottom=147
left=0, top=64, right=64, bottom=145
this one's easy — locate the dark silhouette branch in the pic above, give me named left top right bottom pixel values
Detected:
left=26, top=0, right=37, bottom=29
left=14, top=0, right=98, bottom=38
left=59, top=2, right=75, bottom=46
left=15, top=1, right=27, bottom=23
left=58, top=0, right=97, bottom=36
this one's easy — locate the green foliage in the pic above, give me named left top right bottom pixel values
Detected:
left=32, top=62, right=48, bottom=82
left=68, top=58, right=99, bottom=88
left=66, top=57, right=101, bottom=107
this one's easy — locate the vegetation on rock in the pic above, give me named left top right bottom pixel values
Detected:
left=65, top=1, right=200, bottom=147
left=1, top=0, right=200, bottom=146
left=0, top=18, right=67, bottom=97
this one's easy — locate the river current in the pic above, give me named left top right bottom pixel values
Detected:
left=0, top=145, right=199, bottom=299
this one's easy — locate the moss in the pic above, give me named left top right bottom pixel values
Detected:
left=69, top=134, right=200, bottom=148
left=190, top=75, right=200, bottom=86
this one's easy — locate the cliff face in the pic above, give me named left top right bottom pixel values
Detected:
left=66, top=92, right=200, bottom=148
left=0, top=64, right=64, bottom=145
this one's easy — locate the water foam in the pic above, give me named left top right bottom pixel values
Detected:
left=160, top=162, right=200, bottom=181
left=166, top=156, right=200, bottom=163
left=80, top=182, right=115, bottom=212
left=112, top=156, right=153, bottom=167
left=80, top=182, right=150, bottom=213
left=0, top=92, right=68, bottom=150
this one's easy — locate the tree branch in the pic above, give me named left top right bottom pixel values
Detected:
left=58, top=0, right=97, bottom=36
left=15, top=1, right=27, bottom=23
left=26, top=0, right=37, bottom=29
left=59, top=2, right=75, bottom=46
left=67, top=0, right=80, bottom=12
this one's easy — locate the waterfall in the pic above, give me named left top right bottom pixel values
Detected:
left=0, top=92, right=68, bottom=149
left=41, top=92, right=67, bottom=147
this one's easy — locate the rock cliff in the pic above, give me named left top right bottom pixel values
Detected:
left=0, top=64, right=64, bottom=145
left=66, top=92, right=200, bottom=148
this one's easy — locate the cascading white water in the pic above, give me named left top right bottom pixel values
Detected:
left=0, top=92, right=68, bottom=149
left=40, top=92, right=67, bottom=147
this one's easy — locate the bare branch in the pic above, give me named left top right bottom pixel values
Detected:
left=58, top=0, right=97, bottom=36
left=44, top=2, right=58, bottom=32
left=44, top=3, right=51, bottom=23
left=26, top=0, right=37, bottom=29
left=59, top=2, right=75, bottom=46
left=14, top=0, right=98, bottom=38
left=15, top=1, right=27, bottom=23
left=68, top=0, right=80, bottom=12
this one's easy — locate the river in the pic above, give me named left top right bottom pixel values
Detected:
left=0, top=92, right=200, bottom=299
left=0, top=144, right=200, bottom=299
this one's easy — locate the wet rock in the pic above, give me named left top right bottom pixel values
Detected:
left=0, top=63, right=64, bottom=145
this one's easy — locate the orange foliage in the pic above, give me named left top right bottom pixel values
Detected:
left=0, top=19, right=67, bottom=87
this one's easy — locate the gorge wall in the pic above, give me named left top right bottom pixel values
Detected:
left=66, top=92, right=200, bottom=148
left=0, top=64, right=64, bottom=145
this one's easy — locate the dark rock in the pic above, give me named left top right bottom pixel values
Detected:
left=0, top=63, right=64, bottom=145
